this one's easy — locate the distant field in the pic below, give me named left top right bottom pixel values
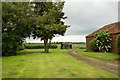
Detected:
left=72, top=44, right=86, bottom=49
left=25, top=43, right=86, bottom=49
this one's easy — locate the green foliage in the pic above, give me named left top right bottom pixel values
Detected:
left=49, top=45, right=57, bottom=49
left=2, top=34, right=20, bottom=56
left=17, top=43, right=25, bottom=50
left=2, top=2, right=34, bottom=56
left=25, top=45, right=44, bottom=49
left=25, top=45, right=57, bottom=49
left=90, top=39, right=98, bottom=51
left=32, top=2, right=70, bottom=53
left=116, top=34, right=120, bottom=54
left=95, top=30, right=112, bottom=53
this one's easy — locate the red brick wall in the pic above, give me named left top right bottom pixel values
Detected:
left=110, top=34, right=118, bottom=53
left=118, top=23, right=120, bottom=32
left=86, top=36, right=94, bottom=52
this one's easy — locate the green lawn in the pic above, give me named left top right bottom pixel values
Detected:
left=2, top=49, right=118, bottom=78
left=16, top=49, right=44, bottom=54
left=77, top=49, right=119, bottom=61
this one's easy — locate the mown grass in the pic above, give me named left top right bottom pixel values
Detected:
left=16, top=49, right=44, bottom=54
left=77, top=49, right=119, bottom=61
left=2, top=49, right=118, bottom=78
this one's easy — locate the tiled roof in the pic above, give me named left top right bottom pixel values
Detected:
left=86, top=22, right=120, bottom=37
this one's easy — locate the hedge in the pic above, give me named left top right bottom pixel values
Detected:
left=25, top=45, right=57, bottom=49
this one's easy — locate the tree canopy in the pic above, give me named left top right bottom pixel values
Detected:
left=2, top=1, right=70, bottom=55
left=32, top=2, right=70, bottom=53
left=2, top=2, right=34, bottom=56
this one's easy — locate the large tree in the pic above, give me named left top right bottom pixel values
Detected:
left=32, top=2, right=70, bottom=53
left=2, top=2, right=34, bottom=56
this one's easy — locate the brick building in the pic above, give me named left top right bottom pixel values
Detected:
left=86, top=22, right=120, bottom=53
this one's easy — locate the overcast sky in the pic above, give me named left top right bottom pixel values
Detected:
left=26, top=0, right=119, bottom=43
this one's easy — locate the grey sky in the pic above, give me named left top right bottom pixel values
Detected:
left=64, top=2, right=118, bottom=36
left=26, top=0, right=119, bottom=43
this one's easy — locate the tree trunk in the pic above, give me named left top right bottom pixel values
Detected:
left=44, top=39, right=49, bottom=53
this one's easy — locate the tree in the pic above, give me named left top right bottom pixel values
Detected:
left=32, top=2, right=70, bottom=53
left=2, top=2, right=34, bottom=56
left=95, top=30, right=112, bottom=53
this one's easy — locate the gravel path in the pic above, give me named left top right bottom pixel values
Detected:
left=66, top=50, right=119, bottom=76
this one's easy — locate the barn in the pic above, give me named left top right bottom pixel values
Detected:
left=86, top=22, right=120, bottom=53
left=61, top=43, right=72, bottom=49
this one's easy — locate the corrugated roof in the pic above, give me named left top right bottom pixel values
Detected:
left=86, top=22, right=120, bottom=37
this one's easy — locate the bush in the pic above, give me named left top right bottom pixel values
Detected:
left=116, top=34, right=120, bottom=54
left=17, top=43, right=25, bottom=50
left=2, top=41, right=19, bottom=56
left=2, top=34, right=21, bottom=56
left=90, top=39, right=98, bottom=52
left=95, top=30, right=112, bottom=52
left=25, top=44, right=57, bottom=49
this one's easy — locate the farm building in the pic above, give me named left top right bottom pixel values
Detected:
left=61, top=43, right=72, bottom=49
left=86, top=22, right=120, bottom=53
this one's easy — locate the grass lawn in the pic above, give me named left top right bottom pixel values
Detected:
left=16, top=49, right=44, bottom=54
left=2, top=49, right=118, bottom=78
left=77, top=49, right=119, bottom=61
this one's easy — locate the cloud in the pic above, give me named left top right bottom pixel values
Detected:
left=26, top=1, right=118, bottom=43
left=26, top=35, right=86, bottom=43
left=63, top=2, right=118, bottom=36
left=52, top=35, right=86, bottom=42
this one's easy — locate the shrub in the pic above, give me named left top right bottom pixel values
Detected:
left=2, top=41, right=19, bottom=56
left=116, top=34, right=120, bottom=54
left=2, top=34, right=21, bottom=56
left=90, top=39, right=98, bottom=51
left=25, top=44, right=57, bottom=49
left=95, top=30, right=112, bottom=53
